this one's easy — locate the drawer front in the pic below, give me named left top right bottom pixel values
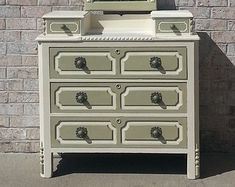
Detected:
left=46, top=19, right=80, bottom=35
left=50, top=48, right=116, bottom=78
left=121, top=117, right=187, bottom=147
left=49, top=47, right=187, bottom=79
left=156, top=19, right=189, bottom=33
left=51, top=117, right=117, bottom=148
left=121, top=47, right=187, bottom=79
left=51, top=82, right=186, bottom=113
left=51, top=117, right=187, bottom=148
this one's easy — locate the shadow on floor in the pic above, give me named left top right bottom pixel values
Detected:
left=53, top=153, right=235, bottom=178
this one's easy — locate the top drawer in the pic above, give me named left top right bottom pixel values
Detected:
left=49, top=47, right=187, bottom=79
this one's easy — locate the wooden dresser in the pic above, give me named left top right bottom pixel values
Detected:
left=37, top=10, right=200, bottom=179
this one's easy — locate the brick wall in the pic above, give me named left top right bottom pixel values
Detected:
left=0, top=0, right=234, bottom=153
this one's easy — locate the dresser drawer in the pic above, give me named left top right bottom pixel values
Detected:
left=120, top=47, right=187, bottom=79
left=156, top=19, right=190, bottom=34
left=46, top=19, right=80, bottom=35
left=51, top=117, right=117, bottom=147
left=49, top=47, right=187, bottom=79
left=51, top=117, right=186, bottom=148
left=51, top=82, right=186, bottom=113
left=121, top=117, right=187, bottom=147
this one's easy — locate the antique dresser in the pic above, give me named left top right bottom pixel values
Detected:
left=36, top=0, right=200, bottom=179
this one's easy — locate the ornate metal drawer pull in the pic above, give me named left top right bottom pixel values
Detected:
left=76, top=127, right=88, bottom=139
left=150, top=56, right=161, bottom=69
left=74, top=56, right=86, bottom=69
left=151, top=92, right=162, bottom=104
left=151, top=127, right=162, bottom=138
left=76, top=92, right=88, bottom=103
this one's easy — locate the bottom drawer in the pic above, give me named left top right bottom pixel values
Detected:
left=51, top=117, right=187, bottom=148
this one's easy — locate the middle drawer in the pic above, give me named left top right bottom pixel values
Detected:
left=51, top=82, right=187, bottom=113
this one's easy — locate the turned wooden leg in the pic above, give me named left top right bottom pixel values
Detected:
left=40, top=143, right=53, bottom=178
left=187, top=144, right=200, bottom=179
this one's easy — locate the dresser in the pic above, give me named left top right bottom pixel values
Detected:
left=37, top=9, right=200, bottom=179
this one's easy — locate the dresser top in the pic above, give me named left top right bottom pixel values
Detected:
left=42, top=11, right=88, bottom=18
left=151, top=10, right=193, bottom=18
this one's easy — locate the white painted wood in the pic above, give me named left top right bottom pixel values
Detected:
left=42, top=11, right=88, bottom=18
left=51, top=148, right=188, bottom=154
left=36, top=33, right=200, bottom=42
left=187, top=42, right=200, bottom=179
left=38, top=43, right=53, bottom=178
left=151, top=10, right=193, bottom=18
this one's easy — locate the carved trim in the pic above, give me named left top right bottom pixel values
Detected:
left=43, top=19, right=46, bottom=36
left=189, top=18, right=195, bottom=34
left=195, top=144, right=200, bottom=177
left=40, top=142, right=44, bottom=175
left=82, top=36, right=153, bottom=41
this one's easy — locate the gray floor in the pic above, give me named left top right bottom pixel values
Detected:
left=0, top=153, right=235, bottom=187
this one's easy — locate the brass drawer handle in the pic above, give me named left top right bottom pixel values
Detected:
left=151, top=127, right=162, bottom=138
left=76, top=127, right=88, bottom=139
left=150, top=56, right=161, bottom=69
left=151, top=92, right=162, bottom=104
left=74, top=56, right=86, bottom=69
left=76, top=92, right=88, bottom=103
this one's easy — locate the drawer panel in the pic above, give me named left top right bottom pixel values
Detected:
left=50, top=48, right=116, bottom=78
left=51, top=83, right=116, bottom=112
left=51, top=82, right=186, bottom=113
left=49, top=47, right=187, bottom=79
left=46, top=19, right=80, bottom=35
left=51, top=117, right=117, bottom=147
left=156, top=19, right=190, bottom=33
left=121, top=118, right=187, bottom=147
left=51, top=117, right=187, bottom=148
left=121, top=47, right=187, bottom=79
left=122, top=84, right=186, bottom=112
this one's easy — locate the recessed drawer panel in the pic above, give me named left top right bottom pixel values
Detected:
left=46, top=19, right=80, bottom=35
left=51, top=83, right=116, bottom=113
left=51, top=117, right=117, bottom=148
left=156, top=19, right=190, bottom=33
left=121, top=118, right=187, bottom=147
left=121, top=83, right=186, bottom=113
left=50, top=48, right=116, bottom=78
left=121, top=47, right=187, bottom=79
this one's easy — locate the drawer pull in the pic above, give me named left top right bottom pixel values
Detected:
left=151, top=127, right=162, bottom=138
left=76, top=92, right=88, bottom=103
left=150, top=56, right=162, bottom=69
left=151, top=92, right=162, bottom=104
left=74, top=57, right=86, bottom=69
left=76, top=127, right=88, bottom=138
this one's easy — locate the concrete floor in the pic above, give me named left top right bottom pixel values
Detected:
left=0, top=153, right=235, bottom=187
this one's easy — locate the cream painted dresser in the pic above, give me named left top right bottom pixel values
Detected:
left=36, top=9, right=200, bottom=179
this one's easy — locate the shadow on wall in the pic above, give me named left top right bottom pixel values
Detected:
left=198, top=32, right=235, bottom=153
